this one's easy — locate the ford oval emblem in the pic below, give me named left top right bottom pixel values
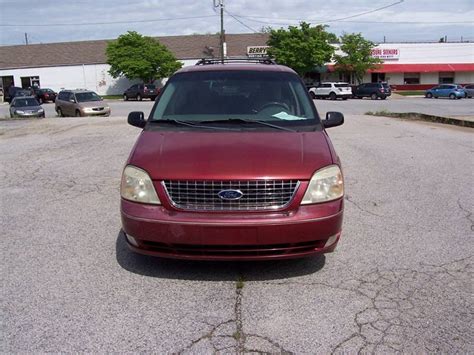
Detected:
left=218, top=189, right=243, bottom=201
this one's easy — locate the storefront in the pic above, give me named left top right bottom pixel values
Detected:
left=322, top=42, right=474, bottom=90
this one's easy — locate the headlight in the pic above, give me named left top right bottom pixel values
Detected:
left=38, top=108, right=44, bottom=113
left=15, top=110, right=25, bottom=114
left=120, top=165, right=160, bottom=204
left=301, top=165, right=344, bottom=204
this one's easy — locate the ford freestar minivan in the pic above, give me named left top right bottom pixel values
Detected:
left=121, top=58, right=345, bottom=260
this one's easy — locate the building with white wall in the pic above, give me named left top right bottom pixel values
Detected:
left=0, top=33, right=473, bottom=97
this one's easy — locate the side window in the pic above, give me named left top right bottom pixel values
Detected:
left=68, top=93, right=75, bottom=101
left=58, top=92, right=67, bottom=100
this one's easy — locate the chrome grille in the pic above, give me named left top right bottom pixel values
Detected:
left=162, top=180, right=299, bottom=211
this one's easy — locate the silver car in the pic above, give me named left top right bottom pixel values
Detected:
left=9, top=96, right=45, bottom=118
left=55, top=89, right=111, bottom=117
left=463, top=84, right=474, bottom=98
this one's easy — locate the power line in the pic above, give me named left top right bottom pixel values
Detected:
left=224, top=10, right=259, bottom=33
left=0, top=15, right=217, bottom=27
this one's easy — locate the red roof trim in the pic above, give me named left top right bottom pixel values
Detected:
left=328, top=63, right=474, bottom=73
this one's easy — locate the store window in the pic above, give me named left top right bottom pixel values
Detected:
left=371, top=73, right=386, bottom=83
left=404, top=72, right=420, bottom=85
left=439, top=72, right=454, bottom=84
left=20, top=76, right=40, bottom=89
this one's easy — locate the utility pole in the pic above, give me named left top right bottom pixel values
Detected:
left=24, top=33, right=29, bottom=45
left=214, top=0, right=226, bottom=63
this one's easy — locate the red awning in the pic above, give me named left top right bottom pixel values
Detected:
left=328, top=63, right=474, bottom=73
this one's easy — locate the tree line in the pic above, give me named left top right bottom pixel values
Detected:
left=106, top=24, right=381, bottom=84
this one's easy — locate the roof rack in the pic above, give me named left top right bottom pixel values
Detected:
left=195, top=57, right=276, bottom=66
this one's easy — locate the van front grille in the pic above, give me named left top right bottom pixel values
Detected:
left=162, top=180, right=299, bottom=211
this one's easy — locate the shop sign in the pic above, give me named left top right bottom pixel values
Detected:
left=371, top=48, right=400, bottom=60
left=247, top=46, right=270, bottom=57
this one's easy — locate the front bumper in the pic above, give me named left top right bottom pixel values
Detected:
left=81, top=107, right=111, bottom=116
left=121, top=198, right=344, bottom=260
left=11, top=112, right=44, bottom=118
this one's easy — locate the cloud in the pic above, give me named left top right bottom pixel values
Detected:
left=0, top=0, right=473, bottom=45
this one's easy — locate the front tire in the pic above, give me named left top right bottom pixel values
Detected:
left=329, top=92, right=337, bottom=100
left=309, top=91, right=316, bottom=99
left=426, top=92, right=433, bottom=98
left=449, top=93, right=456, bottom=100
left=137, top=94, right=142, bottom=101
left=371, top=93, right=378, bottom=100
left=57, top=108, right=63, bottom=117
left=123, top=94, right=128, bottom=101
left=38, top=97, right=43, bottom=104
left=75, top=110, right=82, bottom=117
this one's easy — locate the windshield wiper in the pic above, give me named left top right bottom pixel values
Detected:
left=198, top=118, right=296, bottom=132
left=151, top=119, right=239, bottom=131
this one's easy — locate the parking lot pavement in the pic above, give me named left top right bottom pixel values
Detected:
left=0, top=96, right=473, bottom=120
left=1, top=115, right=473, bottom=352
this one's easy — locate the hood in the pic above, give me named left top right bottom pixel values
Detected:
left=129, top=130, right=333, bottom=180
left=14, top=105, right=42, bottom=111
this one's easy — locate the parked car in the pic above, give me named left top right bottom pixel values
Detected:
left=462, top=84, right=474, bottom=98
left=6, top=86, right=32, bottom=103
left=353, top=82, right=391, bottom=100
left=121, top=58, right=345, bottom=261
left=9, top=96, right=44, bottom=118
left=55, top=89, right=111, bottom=117
left=123, top=84, right=160, bottom=101
left=308, top=82, right=352, bottom=100
left=425, top=84, right=465, bottom=99
left=32, top=87, right=57, bottom=104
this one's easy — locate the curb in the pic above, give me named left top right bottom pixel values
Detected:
left=366, top=112, right=474, bottom=128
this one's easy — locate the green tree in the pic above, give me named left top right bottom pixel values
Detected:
left=266, top=22, right=336, bottom=76
left=333, top=33, right=382, bottom=84
left=106, top=31, right=182, bottom=83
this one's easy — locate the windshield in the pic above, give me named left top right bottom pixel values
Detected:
left=14, top=98, right=39, bottom=107
left=151, top=70, right=317, bottom=124
left=75, top=92, right=102, bottom=102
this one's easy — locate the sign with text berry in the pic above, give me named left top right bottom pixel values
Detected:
left=247, top=46, right=270, bottom=57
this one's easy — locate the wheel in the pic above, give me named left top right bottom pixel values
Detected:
left=56, top=108, right=63, bottom=117
left=371, top=93, right=378, bottom=100
left=329, top=92, right=337, bottom=100
left=426, top=92, right=433, bottom=98
left=380, top=96, right=387, bottom=100
left=152, top=96, right=157, bottom=101
left=123, top=94, right=128, bottom=101
left=449, top=93, right=456, bottom=100
left=309, top=91, right=316, bottom=99
left=137, top=94, right=142, bottom=101
left=465, top=93, right=468, bottom=98
left=75, top=110, right=82, bottom=117
left=38, top=97, right=43, bottom=104
left=342, top=97, right=348, bottom=100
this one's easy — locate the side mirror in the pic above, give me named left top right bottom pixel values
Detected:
left=128, top=111, right=146, bottom=128
left=69, top=98, right=76, bottom=103
left=323, top=111, right=344, bottom=128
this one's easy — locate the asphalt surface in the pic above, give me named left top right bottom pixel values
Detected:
left=1, top=95, right=473, bottom=120
left=1, top=114, right=473, bottom=353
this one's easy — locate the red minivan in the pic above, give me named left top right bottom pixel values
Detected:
left=121, top=59, right=345, bottom=260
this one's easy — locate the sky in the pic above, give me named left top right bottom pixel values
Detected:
left=0, top=0, right=473, bottom=46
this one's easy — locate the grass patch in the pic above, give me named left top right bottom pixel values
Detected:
left=394, top=90, right=425, bottom=96
left=101, top=95, right=123, bottom=100
left=236, top=276, right=245, bottom=290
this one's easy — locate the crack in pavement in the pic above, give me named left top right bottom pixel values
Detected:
left=177, top=276, right=293, bottom=354
left=344, top=194, right=384, bottom=218
left=457, top=198, right=474, bottom=232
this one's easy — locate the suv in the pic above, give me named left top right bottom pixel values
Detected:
left=463, top=84, right=474, bottom=98
left=353, top=82, right=391, bottom=100
left=123, top=84, right=159, bottom=101
left=121, top=58, right=345, bottom=261
left=32, top=87, right=57, bottom=104
left=309, top=82, right=352, bottom=100
left=55, top=90, right=111, bottom=117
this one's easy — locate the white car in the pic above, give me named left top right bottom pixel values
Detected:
left=309, top=82, right=352, bottom=100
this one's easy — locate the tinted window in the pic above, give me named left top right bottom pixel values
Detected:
left=144, top=84, right=156, bottom=89
left=58, top=91, right=69, bottom=100
left=335, top=84, right=349, bottom=88
left=75, top=91, right=101, bottom=102
left=151, top=70, right=317, bottom=124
